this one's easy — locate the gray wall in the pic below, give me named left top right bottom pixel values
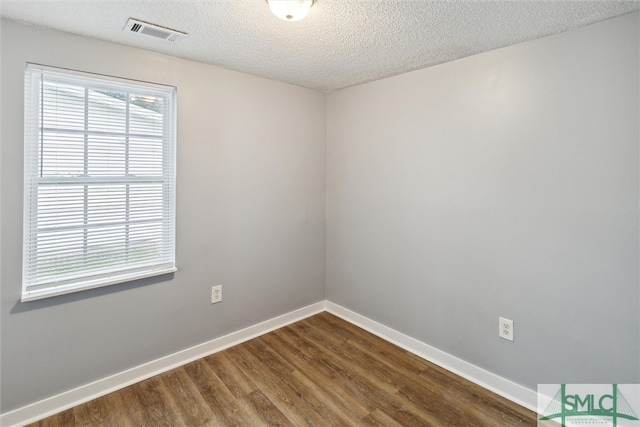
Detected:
left=1, top=20, right=326, bottom=412
left=326, top=12, right=640, bottom=389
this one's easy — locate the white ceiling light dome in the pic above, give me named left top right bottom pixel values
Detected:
left=267, top=0, right=315, bottom=22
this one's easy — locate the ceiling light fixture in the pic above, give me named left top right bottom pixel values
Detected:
left=267, top=0, right=315, bottom=22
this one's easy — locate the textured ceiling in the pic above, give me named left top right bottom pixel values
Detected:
left=2, top=0, right=639, bottom=92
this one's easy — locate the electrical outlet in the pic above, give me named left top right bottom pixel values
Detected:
left=499, top=317, right=514, bottom=341
left=211, top=285, right=222, bottom=304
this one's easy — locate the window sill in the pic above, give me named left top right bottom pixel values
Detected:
left=21, top=266, right=177, bottom=302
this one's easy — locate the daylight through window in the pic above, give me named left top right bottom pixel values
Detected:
left=22, top=64, right=177, bottom=301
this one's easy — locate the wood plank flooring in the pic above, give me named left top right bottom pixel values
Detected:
left=29, top=312, right=537, bottom=426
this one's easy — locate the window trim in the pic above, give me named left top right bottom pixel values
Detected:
left=22, top=64, right=177, bottom=302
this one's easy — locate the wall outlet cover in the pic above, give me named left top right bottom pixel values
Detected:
left=499, top=317, right=514, bottom=342
left=211, top=285, right=222, bottom=304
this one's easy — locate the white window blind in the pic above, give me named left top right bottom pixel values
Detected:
left=22, top=64, right=177, bottom=301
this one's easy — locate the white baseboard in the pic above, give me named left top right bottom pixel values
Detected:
left=0, top=301, right=327, bottom=427
left=2, top=299, right=537, bottom=426
left=325, top=301, right=537, bottom=412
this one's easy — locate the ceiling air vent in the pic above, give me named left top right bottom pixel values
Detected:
left=124, top=18, right=187, bottom=43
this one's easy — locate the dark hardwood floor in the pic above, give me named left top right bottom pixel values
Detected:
left=29, top=312, right=537, bottom=426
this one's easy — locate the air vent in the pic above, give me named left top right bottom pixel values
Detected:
left=123, top=18, right=187, bottom=43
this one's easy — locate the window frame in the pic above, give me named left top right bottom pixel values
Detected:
left=22, top=64, right=177, bottom=302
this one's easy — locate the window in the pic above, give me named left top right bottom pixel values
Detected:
left=22, top=64, right=177, bottom=301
